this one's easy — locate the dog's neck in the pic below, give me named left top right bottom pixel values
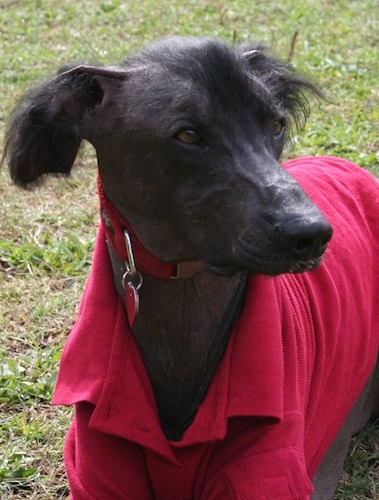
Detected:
left=98, top=177, right=248, bottom=441
left=98, top=176, right=207, bottom=326
left=99, top=179, right=207, bottom=280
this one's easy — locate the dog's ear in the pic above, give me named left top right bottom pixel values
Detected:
left=3, top=65, right=131, bottom=188
left=242, top=46, right=323, bottom=130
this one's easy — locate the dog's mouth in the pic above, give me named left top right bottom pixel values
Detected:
left=197, top=208, right=332, bottom=278
left=206, top=245, right=324, bottom=277
left=205, top=220, right=330, bottom=277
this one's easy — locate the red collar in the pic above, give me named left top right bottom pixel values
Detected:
left=97, top=177, right=207, bottom=325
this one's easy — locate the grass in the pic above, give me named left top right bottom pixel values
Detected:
left=0, top=0, right=378, bottom=498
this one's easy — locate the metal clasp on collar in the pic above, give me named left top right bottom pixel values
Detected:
left=122, top=230, right=143, bottom=328
left=121, top=230, right=143, bottom=291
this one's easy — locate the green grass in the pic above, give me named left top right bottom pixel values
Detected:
left=0, top=0, right=378, bottom=498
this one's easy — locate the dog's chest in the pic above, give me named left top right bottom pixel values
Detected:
left=131, top=272, right=247, bottom=441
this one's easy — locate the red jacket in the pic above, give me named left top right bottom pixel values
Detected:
left=53, top=157, right=379, bottom=499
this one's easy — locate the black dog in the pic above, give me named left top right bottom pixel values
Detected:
left=4, top=37, right=379, bottom=499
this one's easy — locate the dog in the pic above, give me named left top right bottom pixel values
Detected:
left=4, top=36, right=379, bottom=499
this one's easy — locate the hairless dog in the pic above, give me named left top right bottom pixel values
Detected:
left=4, top=37, right=379, bottom=499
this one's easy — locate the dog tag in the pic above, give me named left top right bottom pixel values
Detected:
left=125, top=281, right=139, bottom=328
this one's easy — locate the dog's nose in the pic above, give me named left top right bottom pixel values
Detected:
left=276, top=216, right=333, bottom=260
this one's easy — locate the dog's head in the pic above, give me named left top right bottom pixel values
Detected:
left=4, top=36, right=332, bottom=276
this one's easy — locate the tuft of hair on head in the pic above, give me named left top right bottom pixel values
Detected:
left=240, top=42, right=325, bottom=134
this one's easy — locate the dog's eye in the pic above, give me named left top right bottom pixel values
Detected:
left=273, top=120, right=285, bottom=137
left=176, top=129, right=203, bottom=145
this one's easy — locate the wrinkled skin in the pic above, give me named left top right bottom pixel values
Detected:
left=96, top=87, right=331, bottom=276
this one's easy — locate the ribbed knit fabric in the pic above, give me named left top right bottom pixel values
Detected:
left=53, top=157, right=379, bottom=499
